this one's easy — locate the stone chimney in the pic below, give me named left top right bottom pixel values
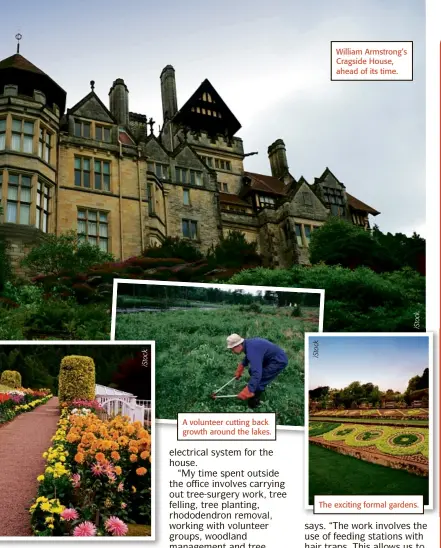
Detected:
left=160, top=65, right=178, bottom=122
left=109, top=78, right=129, bottom=127
left=268, top=139, right=289, bottom=179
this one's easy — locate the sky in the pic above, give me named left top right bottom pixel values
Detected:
left=308, top=335, right=430, bottom=392
left=1, top=0, right=425, bottom=236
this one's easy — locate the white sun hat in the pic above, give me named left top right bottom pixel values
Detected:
left=227, top=333, right=244, bottom=349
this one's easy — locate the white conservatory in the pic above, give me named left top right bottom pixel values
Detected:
left=95, top=384, right=152, bottom=425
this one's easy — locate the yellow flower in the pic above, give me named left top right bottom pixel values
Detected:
left=37, top=475, right=45, bottom=482
left=45, top=517, right=54, bottom=524
left=48, top=524, right=54, bottom=529
left=41, top=502, right=51, bottom=512
left=132, top=486, right=136, bottom=493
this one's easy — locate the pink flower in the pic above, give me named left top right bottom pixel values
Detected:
left=117, top=482, right=124, bottom=492
left=61, top=508, right=79, bottom=521
left=105, top=516, right=128, bottom=536
left=71, top=474, right=81, bottom=488
left=73, top=521, right=97, bottom=536
left=121, top=502, right=127, bottom=509
left=91, top=463, right=105, bottom=476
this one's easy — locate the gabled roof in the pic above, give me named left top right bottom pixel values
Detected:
left=314, top=166, right=346, bottom=188
left=243, top=171, right=287, bottom=195
left=347, top=193, right=380, bottom=215
left=67, top=90, right=116, bottom=124
left=173, top=79, right=241, bottom=137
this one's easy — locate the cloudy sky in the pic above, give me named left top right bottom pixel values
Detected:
left=308, top=335, right=430, bottom=392
left=1, top=0, right=425, bottom=235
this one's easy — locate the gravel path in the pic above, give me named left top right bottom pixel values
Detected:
left=0, top=397, right=59, bottom=537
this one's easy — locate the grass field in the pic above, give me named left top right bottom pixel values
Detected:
left=309, top=444, right=429, bottom=505
left=115, top=305, right=320, bottom=426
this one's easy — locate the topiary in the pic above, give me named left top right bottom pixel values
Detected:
left=0, top=369, right=22, bottom=388
left=58, top=355, right=96, bottom=404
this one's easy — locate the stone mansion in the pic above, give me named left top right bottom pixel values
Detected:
left=0, top=49, right=379, bottom=269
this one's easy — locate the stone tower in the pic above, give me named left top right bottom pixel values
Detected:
left=268, top=139, right=289, bottom=179
left=0, top=51, right=66, bottom=271
left=109, top=78, right=129, bottom=127
left=160, top=65, right=178, bottom=122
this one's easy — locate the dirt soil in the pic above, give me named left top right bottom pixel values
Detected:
left=0, top=397, right=59, bottom=536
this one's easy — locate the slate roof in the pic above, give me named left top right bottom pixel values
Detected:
left=346, top=193, right=380, bottom=215
left=219, top=192, right=252, bottom=207
left=0, top=53, right=46, bottom=75
left=243, top=171, right=287, bottom=195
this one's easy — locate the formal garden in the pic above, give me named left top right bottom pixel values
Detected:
left=0, top=219, right=426, bottom=339
left=308, top=360, right=430, bottom=505
left=0, top=350, right=152, bottom=537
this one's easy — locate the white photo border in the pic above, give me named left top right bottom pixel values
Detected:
left=0, top=340, right=156, bottom=543
left=110, top=278, right=325, bottom=432
left=303, top=332, right=434, bottom=511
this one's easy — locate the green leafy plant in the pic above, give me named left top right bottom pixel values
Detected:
left=21, top=231, right=114, bottom=276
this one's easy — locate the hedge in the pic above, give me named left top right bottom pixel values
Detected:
left=58, top=356, right=96, bottom=404
left=0, top=369, right=22, bottom=388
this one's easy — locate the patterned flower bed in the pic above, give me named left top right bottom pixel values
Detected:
left=311, top=408, right=428, bottom=420
left=314, top=423, right=429, bottom=458
left=30, top=403, right=152, bottom=537
left=0, top=389, right=52, bottom=426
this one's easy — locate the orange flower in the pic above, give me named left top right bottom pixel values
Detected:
left=74, top=452, right=84, bottom=464
left=118, top=436, right=129, bottom=446
left=114, top=466, right=122, bottom=476
left=111, top=451, right=120, bottom=461
left=140, top=451, right=150, bottom=460
left=66, top=433, right=80, bottom=443
left=96, top=452, right=106, bottom=462
left=136, top=467, right=147, bottom=476
left=130, top=454, right=138, bottom=463
left=129, top=445, right=139, bottom=454
left=126, top=425, right=135, bottom=435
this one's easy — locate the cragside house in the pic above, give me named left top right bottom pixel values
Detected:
left=0, top=49, right=379, bottom=271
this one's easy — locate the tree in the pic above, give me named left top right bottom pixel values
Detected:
left=207, top=230, right=261, bottom=268
left=309, top=218, right=425, bottom=273
left=21, top=231, right=114, bottom=276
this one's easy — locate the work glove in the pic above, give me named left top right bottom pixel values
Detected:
left=237, top=386, right=255, bottom=400
left=235, top=364, right=245, bottom=379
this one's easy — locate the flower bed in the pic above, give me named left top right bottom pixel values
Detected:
left=314, top=423, right=429, bottom=458
left=30, top=403, right=152, bottom=537
left=311, top=408, right=428, bottom=420
left=0, top=389, right=52, bottom=426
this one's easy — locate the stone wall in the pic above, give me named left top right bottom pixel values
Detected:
left=0, top=223, right=48, bottom=276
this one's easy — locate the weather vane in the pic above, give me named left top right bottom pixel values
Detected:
left=15, top=33, right=22, bottom=54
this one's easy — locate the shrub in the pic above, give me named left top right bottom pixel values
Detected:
left=0, top=369, right=22, bottom=388
left=58, top=356, right=96, bottom=404
left=0, top=236, right=12, bottom=292
left=21, top=231, right=114, bottom=276
left=207, top=231, right=261, bottom=268
left=143, top=236, right=203, bottom=262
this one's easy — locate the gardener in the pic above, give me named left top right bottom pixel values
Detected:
left=227, top=334, right=288, bottom=408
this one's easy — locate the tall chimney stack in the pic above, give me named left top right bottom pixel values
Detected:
left=109, top=78, right=129, bottom=127
left=160, top=65, right=178, bottom=122
left=267, top=139, right=289, bottom=179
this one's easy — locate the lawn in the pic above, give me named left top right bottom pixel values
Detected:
left=115, top=305, right=318, bottom=426
left=309, top=444, right=429, bottom=505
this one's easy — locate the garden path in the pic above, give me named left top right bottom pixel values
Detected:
left=0, top=397, right=59, bottom=537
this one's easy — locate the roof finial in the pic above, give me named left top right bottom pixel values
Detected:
left=148, top=117, right=155, bottom=135
left=15, top=33, right=22, bottom=54
left=90, top=80, right=95, bottom=91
